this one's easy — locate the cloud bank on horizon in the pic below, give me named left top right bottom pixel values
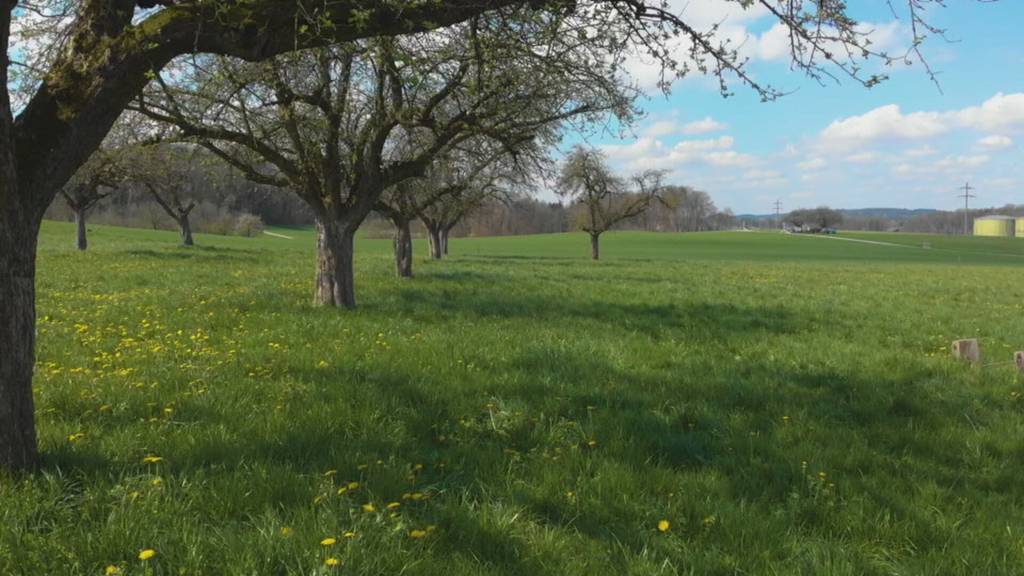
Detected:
left=580, top=0, right=1023, bottom=215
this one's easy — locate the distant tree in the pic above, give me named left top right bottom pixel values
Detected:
left=557, top=146, right=664, bottom=260
left=59, top=151, right=122, bottom=251
left=123, top=146, right=212, bottom=246
left=786, top=206, right=844, bottom=231
left=418, top=146, right=536, bottom=261
left=234, top=214, right=266, bottom=238
left=376, top=138, right=534, bottom=276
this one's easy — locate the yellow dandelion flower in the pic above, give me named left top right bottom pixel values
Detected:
left=361, top=503, right=376, bottom=513
left=141, top=455, right=162, bottom=464
left=386, top=502, right=401, bottom=510
left=409, top=529, right=428, bottom=539
left=347, top=481, right=359, bottom=490
left=104, top=565, right=120, bottom=575
left=343, top=531, right=356, bottom=539
left=657, top=520, right=670, bottom=533
left=280, top=527, right=292, bottom=537
left=138, top=549, right=156, bottom=561
left=324, top=557, right=339, bottom=567
left=320, top=537, right=337, bottom=546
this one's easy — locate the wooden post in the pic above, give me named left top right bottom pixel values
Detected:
left=951, top=339, right=981, bottom=364
left=1015, top=351, right=1024, bottom=373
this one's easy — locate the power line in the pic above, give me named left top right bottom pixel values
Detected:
left=957, top=182, right=975, bottom=236
left=773, top=199, right=782, bottom=228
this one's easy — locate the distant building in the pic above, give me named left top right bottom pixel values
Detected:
left=973, top=215, right=1016, bottom=238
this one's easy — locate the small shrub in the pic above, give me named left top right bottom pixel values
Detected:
left=234, top=213, right=265, bottom=237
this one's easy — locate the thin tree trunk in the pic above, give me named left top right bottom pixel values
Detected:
left=590, top=232, right=600, bottom=260
left=314, top=216, right=357, bottom=308
left=441, top=227, right=450, bottom=256
left=179, top=213, right=194, bottom=246
left=74, top=209, right=88, bottom=251
left=426, top=224, right=443, bottom=260
left=393, top=218, right=413, bottom=278
left=0, top=212, right=41, bottom=471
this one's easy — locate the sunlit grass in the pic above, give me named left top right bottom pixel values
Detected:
left=3, top=222, right=1023, bottom=575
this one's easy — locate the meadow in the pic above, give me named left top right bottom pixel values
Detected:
left=2, top=222, right=1023, bottom=575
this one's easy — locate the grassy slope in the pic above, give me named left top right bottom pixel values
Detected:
left=3, top=223, right=1024, bottom=575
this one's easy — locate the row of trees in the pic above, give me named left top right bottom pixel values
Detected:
left=1, top=0, right=967, bottom=471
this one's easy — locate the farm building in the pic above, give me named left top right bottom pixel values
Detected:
left=973, top=215, right=1016, bottom=237
left=1018, top=218, right=1024, bottom=237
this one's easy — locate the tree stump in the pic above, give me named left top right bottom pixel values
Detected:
left=1015, top=351, right=1024, bottom=373
left=951, top=339, right=981, bottom=364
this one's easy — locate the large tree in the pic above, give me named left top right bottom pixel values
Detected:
left=1, top=0, right=970, bottom=470
left=557, top=146, right=664, bottom=260
left=132, top=8, right=626, bottom=306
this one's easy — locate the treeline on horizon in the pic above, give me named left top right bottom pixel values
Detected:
left=746, top=205, right=1024, bottom=235
left=44, top=161, right=740, bottom=239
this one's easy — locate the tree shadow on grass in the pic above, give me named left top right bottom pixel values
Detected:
left=38, top=333, right=1020, bottom=573
left=124, top=245, right=262, bottom=262
left=396, top=288, right=808, bottom=340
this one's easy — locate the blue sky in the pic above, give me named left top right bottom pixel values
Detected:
left=576, top=0, right=1024, bottom=214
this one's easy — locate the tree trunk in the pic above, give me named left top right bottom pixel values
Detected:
left=314, top=217, right=357, bottom=308
left=0, top=213, right=41, bottom=472
left=590, top=232, right=600, bottom=260
left=427, top=225, right=443, bottom=260
left=179, top=213, right=194, bottom=246
left=441, top=228, right=450, bottom=256
left=74, top=209, right=88, bottom=251
left=393, top=218, right=414, bottom=278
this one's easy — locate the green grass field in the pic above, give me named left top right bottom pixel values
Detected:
left=4, top=222, right=1024, bottom=575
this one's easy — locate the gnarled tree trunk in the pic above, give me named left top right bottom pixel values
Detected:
left=426, top=223, right=443, bottom=260
left=179, top=213, right=194, bottom=246
left=74, top=210, right=88, bottom=251
left=590, top=232, right=600, bottom=261
left=441, top=227, right=451, bottom=256
left=393, top=218, right=414, bottom=278
left=0, top=210, right=41, bottom=472
left=314, top=217, right=357, bottom=308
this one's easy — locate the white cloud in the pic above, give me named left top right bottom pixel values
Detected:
left=641, top=116, right=727, bottom=137
left=682, top=117, right=727, bottom=135
left=954, top=93, right=1024, bottom=133
left=821, top=104, right=948, bottom=147
left=934, top=154, right=990, bottom=170
left=643, top=120, right=682, bottom=137
left=706, top=150, right=757, bottom=167
left=601, top=134, right=755, bottom=171
left=749, top=20, right=908, bottom=64
left=904, top=145, right=938, bottom=158
left=797, top=157, right=826, bottom=171
left=820, top=93, right=1024, bottom=150
left=977, top=135, right=1013, bottom=149
left=893, top=163, right=915, bottom=176
left=846, top=151, right=880, bottom=163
